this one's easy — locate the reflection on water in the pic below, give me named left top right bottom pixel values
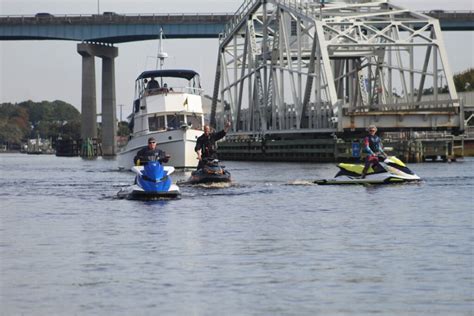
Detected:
left=0, top=154, right=472, bottom=315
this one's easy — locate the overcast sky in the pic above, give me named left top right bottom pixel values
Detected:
left=1, top=0, right=473, bottom=117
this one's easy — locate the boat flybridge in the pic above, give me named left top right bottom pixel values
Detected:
left=117, top=69, right=204, bottom=170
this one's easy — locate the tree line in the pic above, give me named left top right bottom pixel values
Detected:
left=454, top=68, right=474, bottom=92
left=0, top=100, right=81, bottom=149
left=0, top=100, right=131, bottom=150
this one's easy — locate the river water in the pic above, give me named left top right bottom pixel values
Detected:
left=0, top=153, right=472, bottom=315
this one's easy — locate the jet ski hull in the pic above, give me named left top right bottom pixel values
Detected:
left=185, top=159, right=231, bottom=185
left=118, top=184, right=181, bottom=200
left=314, top=176, right=418, bottom=185
left=117, top=161, right=181, bottom=200
left=187, top=171, right=231, bottom=185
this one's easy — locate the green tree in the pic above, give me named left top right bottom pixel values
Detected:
left=0, top=100, right=81, bottom=146
left=117, top=121, right=130, bottom=137
left=453, top=68, right=474, bottom=92
left=61, top=119, right=81, bottom=140
left=0, top=118, right=25, bottom=145
left=0, top=103, right=31, bottom=145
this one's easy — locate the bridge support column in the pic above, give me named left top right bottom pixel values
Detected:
left=78, top=47, right=97, bottom=140
left=101, top=57, right=117, bottom=156
left=77, top=43, right=119, bottom=156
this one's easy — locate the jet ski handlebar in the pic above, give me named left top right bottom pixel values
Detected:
left=135, top=153, right=171, bottom=166
left=145, top=153, right=171, bottom=162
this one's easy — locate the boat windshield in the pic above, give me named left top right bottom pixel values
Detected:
left=135, top=69, right=203, bottom=97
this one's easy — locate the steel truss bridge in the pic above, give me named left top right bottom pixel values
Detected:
left=211, top=0, right=467, bottom=137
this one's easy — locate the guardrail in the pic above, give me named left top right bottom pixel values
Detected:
left=422, top=10, right=474, bottom=19
left=0, top=12, right=233, bottom=18
left=0, top=13, right=233, bottom=25
left=346, top=99, right=461, bottom=113
left=221, top=0, right=259, bottom=42
left=141, top=86, right=204, bottom=98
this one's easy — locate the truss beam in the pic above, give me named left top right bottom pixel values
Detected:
left=212, top=0, right=463, bottom=135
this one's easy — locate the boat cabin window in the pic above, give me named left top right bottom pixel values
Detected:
left=166, top=114, right=185, bottom=130
left=186, top=114, right=203, bottom=130
left=148, top=115, right=165, bottom=131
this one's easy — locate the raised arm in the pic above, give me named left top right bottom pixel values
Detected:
left=214, top=121, right=232, bottom=141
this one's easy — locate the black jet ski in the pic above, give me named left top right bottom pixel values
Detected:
left=314, top=156, right=421, bottom=185
left=117, top=157, right=180, bottom=200
left=186, top=158, right=231, bottom=185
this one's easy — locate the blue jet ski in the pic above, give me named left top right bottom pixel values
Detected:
left=118, top=157, right=180, bottom=200
left=186, top=158, right=231, bottom=185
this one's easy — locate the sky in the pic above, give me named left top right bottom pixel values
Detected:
left=0, top=0, right=473, bottom=118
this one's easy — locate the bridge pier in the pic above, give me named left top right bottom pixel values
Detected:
left=77, top=43, right=118, bottom=156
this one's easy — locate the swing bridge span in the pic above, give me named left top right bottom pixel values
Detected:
left=210, top=0, right=469, bottom=136
left=208, top=0, right=473, bottom=162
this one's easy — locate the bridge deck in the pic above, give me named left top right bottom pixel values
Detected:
left=0, top=11, right=472, bottom=43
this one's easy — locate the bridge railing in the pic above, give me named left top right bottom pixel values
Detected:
left=221, top=0, right=260, bottom=41
left=345, top=99, right=461, bottom=114
left=422, top=10, right=474, bottom=19
left=142, top=86, right=204, bottom=97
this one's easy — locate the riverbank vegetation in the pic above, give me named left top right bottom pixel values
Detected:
left=454, top=68, right=474, bottom=92
left=0, top=100, right=80, bottom=149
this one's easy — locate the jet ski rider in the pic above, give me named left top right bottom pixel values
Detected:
left=361, top=125, right=387, bottom=178
left=195, top=121, right=231, bottom=170
left=133, top=137, right=170, bottom=165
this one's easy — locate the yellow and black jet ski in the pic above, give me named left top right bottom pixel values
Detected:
left=314, top=156, right=421, bottom=185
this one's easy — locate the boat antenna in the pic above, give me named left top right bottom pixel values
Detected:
left=156, top=28, right=168, bottom=70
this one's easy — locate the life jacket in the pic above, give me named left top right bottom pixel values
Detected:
left=364, top=135, right=381, bottom=154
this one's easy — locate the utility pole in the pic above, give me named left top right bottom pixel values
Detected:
left=117, top=104, right=124, bottom=122
left=97, top=0, right=100, bottom=14
left=320, top=0, right=325, bottom=19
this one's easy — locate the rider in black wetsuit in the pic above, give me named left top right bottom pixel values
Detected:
left=133, top=137, right=169, bottom=166
left=194, top=122, right=231, bottom=170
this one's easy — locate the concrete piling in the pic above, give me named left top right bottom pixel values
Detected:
left=77, top=43, right=118, bottom=157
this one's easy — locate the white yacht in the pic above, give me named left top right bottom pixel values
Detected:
left=117, top=69, right=204, bottom=170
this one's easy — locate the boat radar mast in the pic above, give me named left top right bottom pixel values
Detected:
left=156, top=28, right=168, bottom=70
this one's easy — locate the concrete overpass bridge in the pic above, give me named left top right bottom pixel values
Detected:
left=0, top=11, right=472, bottom=43
left=0, top=4, right=473, bottom=156
left=0, top=13, right=231, bottom=42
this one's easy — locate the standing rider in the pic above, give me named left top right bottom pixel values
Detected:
left=195, top=122, right=231, bottom=170
left=361, top=125, right=387, bottom=178
left=134, top=137, right=170, bottom=165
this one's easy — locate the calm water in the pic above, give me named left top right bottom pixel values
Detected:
left=0, top=153, right=472, bottom=315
